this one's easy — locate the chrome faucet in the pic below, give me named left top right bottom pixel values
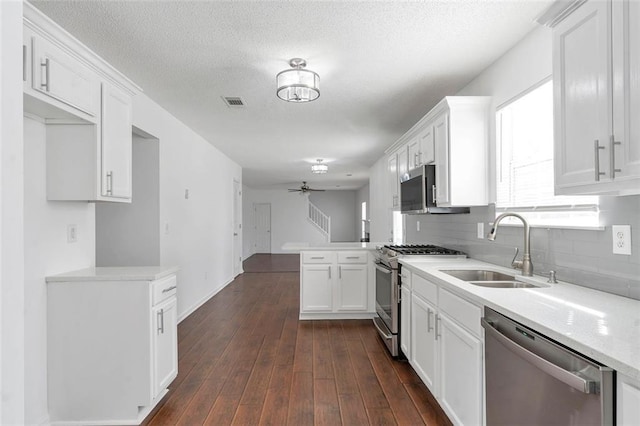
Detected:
left=487, top=212, right=533, bottom=276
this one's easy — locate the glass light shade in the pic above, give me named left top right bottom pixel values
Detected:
left=276, top=68, right=320, bottom=102
left=311, top=163, right=328, bottom=174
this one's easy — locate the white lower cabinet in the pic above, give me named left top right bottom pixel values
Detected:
left=405, top=268, right=484, bottom=426
left=439, top=312, right=483, bottom=426
left=46, top=270, right=178, bottom=425
left=400, top=284, right=411, bottom=358
left=411, top=292, right=438, bottom=392
left=300, top=250, right=373, bottom=319
left=617, top=372, right=640, bottom=425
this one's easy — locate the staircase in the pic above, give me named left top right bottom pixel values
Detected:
left=308, top=200, right=331, bottom=242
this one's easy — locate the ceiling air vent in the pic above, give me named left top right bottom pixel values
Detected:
left=222, top=96, right=246, bottom=108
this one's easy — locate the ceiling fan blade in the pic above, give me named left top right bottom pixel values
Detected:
left=288, top=189, right=301, bottom=192
left=308, top=189, right=325, bottom=191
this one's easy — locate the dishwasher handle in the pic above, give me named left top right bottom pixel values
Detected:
left=481, top=318, right=598, bottom=394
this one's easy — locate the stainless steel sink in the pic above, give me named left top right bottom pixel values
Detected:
left=442, top=270, right=540, bottom=289
left=442, top=270, right=516, bottom=282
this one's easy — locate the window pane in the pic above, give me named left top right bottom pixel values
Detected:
left=496, top=80, right=598, bottom=226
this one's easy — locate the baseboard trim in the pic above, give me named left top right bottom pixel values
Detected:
left=299, top=312, right=376, bottom=320
left=177, top=277, right=234, bottom=323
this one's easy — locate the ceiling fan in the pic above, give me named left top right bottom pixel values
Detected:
left=288, top=181, right=325, bottom=193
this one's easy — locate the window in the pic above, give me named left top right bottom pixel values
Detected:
left=496, top=79, right=599, bottom=228
left=361, top=201, right=368, bottom=240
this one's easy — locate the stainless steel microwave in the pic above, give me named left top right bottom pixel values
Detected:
left=400, top=164, right=470, bottom=214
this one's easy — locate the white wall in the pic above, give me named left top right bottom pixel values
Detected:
left=1, top=1, right=25, bottom=423
left=132, top=93, right=242, bottom=320
left=243, top=186, right=327, bottom=257
left=23, top=117, right=96, bottom=425
left=309, top=190, right=358, bottom=242
left=96, top=135, right=160, bottom=267
left=369, top=156, right=389, bottom=243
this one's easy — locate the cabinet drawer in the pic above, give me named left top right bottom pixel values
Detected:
left=152, top=275, right=177, bottom=305
left=337, top=251, right=367, bottom=264
left=439, top=288, right=481, bottom=337
left=302, top=251, right=334, bottom=264
left=412, top=273, right=437, bottom=305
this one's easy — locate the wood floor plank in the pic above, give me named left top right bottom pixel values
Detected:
left=337, top=392, right=370, bottom=425
left=313, top=321, right=334, bottom=380
left=259, top=363, right=294, bottom=425
left=286, top=371, right=314, bottom=425
left=345, top=338, right=390, bottom=409
left=366, top=407, right=398, bottom=425
left=293, top=321, right=314, bottom=373
left=314, top=378, right=342, bottom=426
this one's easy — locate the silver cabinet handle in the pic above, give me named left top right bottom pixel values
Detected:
left=435, top=314, right=441, bottom=340
left=414, top=152, right=419, bottom=166
left=106, top=171, right=113, bottom=195
left=427, top=308, right=434, bottom=332
left=432, top=184, right=437, bottom=204
left=328, top=266, right=331, bottom=279
left=310, top=256, right=324, bottom=259
left=40, top=57, right=50, bottom=91
left=346, top=256, right=359, bottom=259
left=610, top=135, right=621, bottom=178
left=338, top=265, right=342, bottom=278
left=594, top=140, right=605, bottom=181
left=162, top=285, right=177, bottom=293
left=481, top=318, right=602, bottom=394
left=418, top=151, right=422, bottom=164
left=23, top=45, right=27, bottom=82
left=157, top=309, right=164, bottom=334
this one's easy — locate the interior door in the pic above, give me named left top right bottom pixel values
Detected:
left=232, top=180, right=242, bottom=276
left=254, top=203, right=271, bottom=253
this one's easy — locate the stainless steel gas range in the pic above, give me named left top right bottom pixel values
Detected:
left=373, top=244, right=466, bottom=357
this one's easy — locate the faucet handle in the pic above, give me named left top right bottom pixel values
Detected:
left=511, top=247, right=523, bottom=270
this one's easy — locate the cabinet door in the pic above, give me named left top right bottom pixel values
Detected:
left=613, top=0, right=640, bottom=185
left=152, top=296, right=178, bottom=398
left=101, top=82, right=133, bottom=200
left=410, top=294, right=438, bottom=394
left=617, top=373, right=640, bottom=426
left=439, top=313, right=483, bottom=426
left=301, top=265, right=333, bottom=312
left=397, top=145, right=409, bottom=180
left=553, top=0, right=612, bottom=191
left=407, top=137, right=421, bottom=170
left=400, top=286, right=411, bottom=358
left=336, top=264, right=367, bottom=311
left=31, top=33, right=99, bottom=117
left=433, top=112, right=450, bottom=205
left=388, top=153, right=399, bottom=208
left=419, top=125, right=435, bottom=165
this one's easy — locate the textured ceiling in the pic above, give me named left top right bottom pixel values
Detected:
left=31, top=0, right=552, bottom=190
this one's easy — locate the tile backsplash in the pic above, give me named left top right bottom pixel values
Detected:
left=404, top=195, right=640, bottom=300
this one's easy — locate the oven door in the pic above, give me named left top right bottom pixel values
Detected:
left=374, top=261, right=398, bottom=334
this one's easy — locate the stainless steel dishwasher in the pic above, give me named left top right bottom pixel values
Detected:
left=482, top=307, right=614, bottom=425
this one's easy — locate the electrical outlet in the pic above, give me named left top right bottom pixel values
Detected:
left=477, top=223, right=484, bottom=239
left=185, top=189, right=190, bottom=199
left=67, top=224, right=77, bottom=243
left=416, top=221, right=420, bottom=232
left=612, top=225, right=632, bottom=255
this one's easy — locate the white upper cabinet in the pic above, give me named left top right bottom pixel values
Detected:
left=385, top=96, right=491, bottom=208
left=388, top=152, right=400, bottom=209
left=101, top=82, right=133, bottom=200
left=23, top=3, right=140, bottom=203
left=432, top=97, right=491, bottom=207
left=550, top=0, right=640, bottom=195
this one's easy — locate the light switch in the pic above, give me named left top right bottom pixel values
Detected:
left=417, top=221, right=420, bottom=232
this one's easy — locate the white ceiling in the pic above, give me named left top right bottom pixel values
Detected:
left=31, top=0, right=552, bottom=191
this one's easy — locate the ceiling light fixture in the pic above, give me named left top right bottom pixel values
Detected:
left=276, top=58, right=320, bottom=103
left=311, top=159, right=328, bottom=174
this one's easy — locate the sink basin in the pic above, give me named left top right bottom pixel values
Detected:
left=441, top=270, right=542, bottom=289
left=465, top=281, right=538, bottom=288
left=442, top=270, right=516, bottom=282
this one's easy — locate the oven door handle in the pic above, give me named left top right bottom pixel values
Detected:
left=481, top=318, right=600, bottom=394
left=374, top=263, right=392, bottom=274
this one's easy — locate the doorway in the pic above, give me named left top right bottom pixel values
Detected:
left=254, top=203, right=271, bottom=253
left=232, top=180, right=242, bottom=277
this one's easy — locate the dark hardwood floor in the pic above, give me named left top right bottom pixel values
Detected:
left=243, top=254, right=300, bottom=273
left=142, top=266, right=451, bottom=425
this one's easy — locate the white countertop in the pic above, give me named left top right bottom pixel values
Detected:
left=46, top=266, right=180, bottom=282
left=399, top=257, right=640, bottom=381
left=282, top=242, right=383, bottom=251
